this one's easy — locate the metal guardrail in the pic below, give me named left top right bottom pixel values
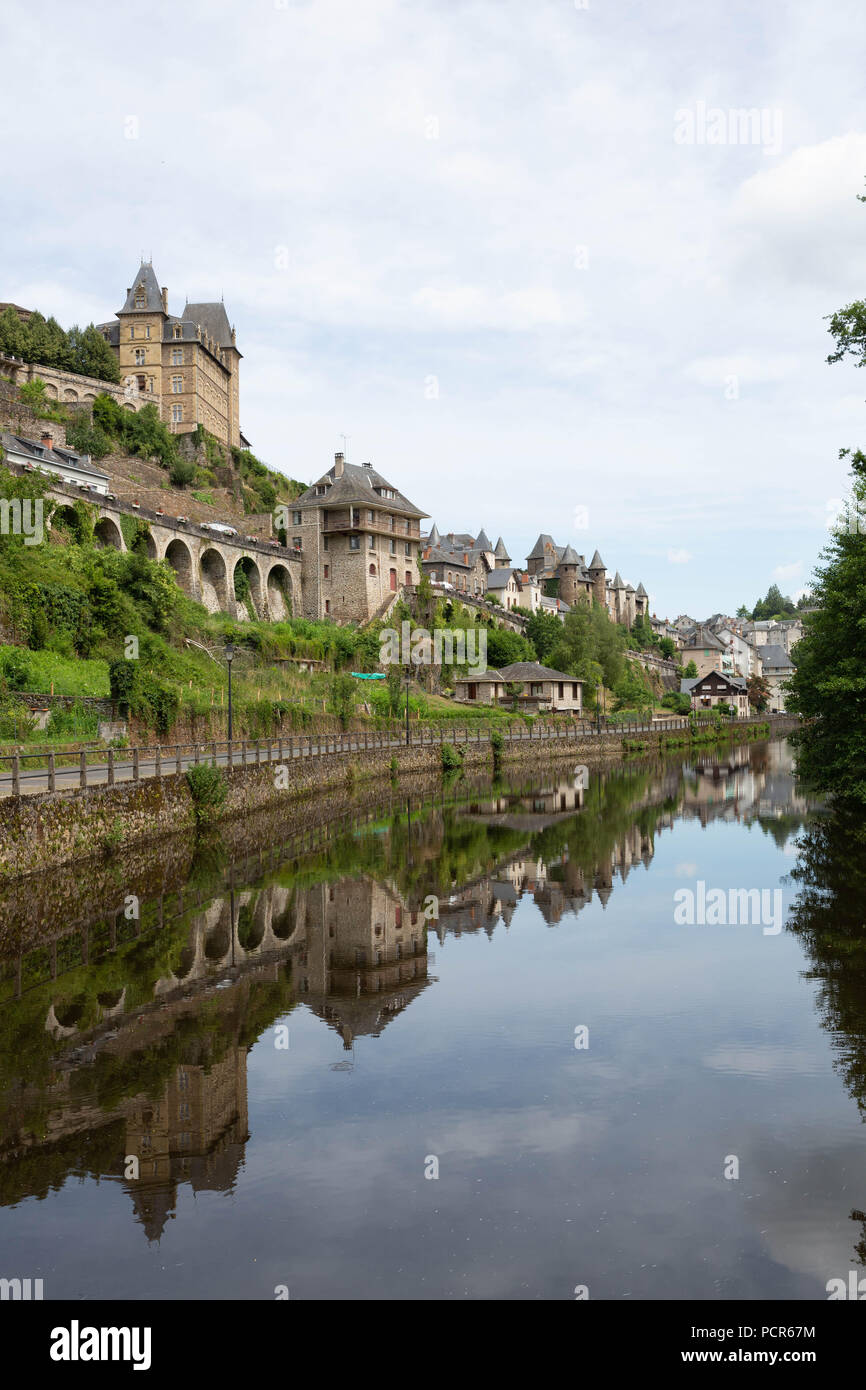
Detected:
left=0, top=714, right=782, bottom=796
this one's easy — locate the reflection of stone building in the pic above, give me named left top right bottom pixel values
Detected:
left=296, top=878, right=429, bottom=1048
left=124, top=1049, right=249, bottom=1242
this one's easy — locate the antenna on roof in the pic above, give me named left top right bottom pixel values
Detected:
left=340, top=433, right=350, bottom=459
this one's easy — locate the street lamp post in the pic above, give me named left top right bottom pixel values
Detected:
left=404, top=669, right=411, bottom=746
left=224, top=642, right=235, bottom=744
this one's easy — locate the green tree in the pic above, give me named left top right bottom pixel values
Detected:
left=328, top=672, right=357, bottom=729
left=65, top=324, right=120, bottom=383
left=684, top=659, right=698, bottom=678
left=787, top=447, right=866, bottom=803
left=747, top=672, right=770, bottom=712
left=526, top=609, right=562, bottom=662
left=0, top=305, right=28, bottom=357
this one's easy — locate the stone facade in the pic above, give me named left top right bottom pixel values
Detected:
left=294, top=453, right=427, bottom=623
left=97, top=261, right=241, bottom=449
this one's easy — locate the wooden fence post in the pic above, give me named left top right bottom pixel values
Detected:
left=48, top=752, right=56, bottom=793
left=132, top=747, right=140, bottom=782
left=79, top=751, right=87, bottom=789
left=107, top=747, right=114, bottom=787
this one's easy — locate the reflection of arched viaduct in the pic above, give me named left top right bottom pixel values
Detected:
left=50, top=490, right=300, bottom=622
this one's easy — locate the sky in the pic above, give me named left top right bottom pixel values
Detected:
left=3, top=0, right=866, bottom=618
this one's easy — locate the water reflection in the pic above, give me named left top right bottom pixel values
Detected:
left=1, top=738, right=845, bottom=1297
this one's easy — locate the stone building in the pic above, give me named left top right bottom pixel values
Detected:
left=293, top=453, right=427, bottom=622
left=97, top=261, right=241, bottom=448
left=525, top=537, right=647, bottom=627
left=419, top=524, right=494, bottom=596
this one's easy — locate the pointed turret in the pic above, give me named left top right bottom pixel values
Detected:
left=588, top=549, right=605, bottom=571
left=475, top=527, right=492, bottom=552
left=427, top=522, right=441, bottom=547
left=560, top=544, right=581, bottom=565
left=636, top=581, right=647, bottom=597
left=494, top=535, right=510, bottom=560
left=613, top=571, right=625, bottom=588
left=118, top=261, right=165, bottom=315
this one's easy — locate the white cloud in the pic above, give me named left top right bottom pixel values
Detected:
left=667, top=549, right=693, bottom=565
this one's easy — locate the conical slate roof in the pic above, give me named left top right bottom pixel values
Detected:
left=613, top=570, right=625, bottom=588
left=625, top=582, right=635, bottom=593
left=427, top=522, right=441, bottom=546
left=528, top=533, right=555, bottom=559
left=636, top=581, right=647, bottom=597
left=118, top=261, right=164, bottom=315
left=588, top=549, right=605, bottom=570
left=494, top=535, right=510, bottom=560
left=475, top=528, right=492, bottom=551
left=560, top=544, right=581, bottom=565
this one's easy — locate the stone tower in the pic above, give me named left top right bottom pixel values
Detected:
left=588, top=549, right=606, bottom=607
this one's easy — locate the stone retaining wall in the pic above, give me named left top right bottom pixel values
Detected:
left=0, top=718, right=791, bottom=881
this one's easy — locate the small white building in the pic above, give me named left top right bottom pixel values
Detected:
left=1, top=429, right=110, bottom=494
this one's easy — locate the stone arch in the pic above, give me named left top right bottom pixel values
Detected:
left=233, top=555, right=263, bottom=620
left=200, top=547, right=229, bottom=613
left=122, top=402, right=136, bottom=411
left=204, top=909, right=232, bottom=961
left=44, top=382, right=58, bottom=400
left=164, top=537, right=195, bottom=596
left=266, top=563, right=293, bottom=620
left=82, top=391, right=97, bottom=403
left=51, top=503, right=85, bottom=543
left=94, top=515, right=124, bottom=550
left=63, top=388, right=79, bottom=402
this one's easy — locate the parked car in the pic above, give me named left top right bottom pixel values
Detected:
left=201, top=521, right=239, bottom=537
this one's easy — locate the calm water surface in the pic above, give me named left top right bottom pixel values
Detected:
left=1, top=738, right=863, bottom=1300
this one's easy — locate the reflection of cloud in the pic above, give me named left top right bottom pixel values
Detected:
left=702, top=1045, right=823, bottom=1079
left=674, top=861, right=698, bottom=877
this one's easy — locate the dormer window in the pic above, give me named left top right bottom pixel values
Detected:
left=134, top=285, right=146, bottom=308
left=173, top=325, right=182, bottom=339
left=315, top=484, right=329, bottom=496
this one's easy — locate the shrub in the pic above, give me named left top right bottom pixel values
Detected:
left=441, top=741, right=464, bottom=771
left=186, top=763, right=227, bottom=826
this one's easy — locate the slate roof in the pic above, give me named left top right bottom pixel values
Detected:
left=1, top=430, right=109, bottom=478
left=681, top=625, right=725, bottom=650
left=118, top=261, right=164, bottom=314
left=760, top=644, right=794, bottom=670
left=612, top=571, right=625, bottom=588
left=182, top=300, right=234, bottom=347
left=636, top=582, right=648, bottom=597
left=499, top=661, right=583, bottom=684
left=427, top=522, right=441, bottom=546
left=588, top=549, right=605, bottom=570
left=456, top=667, right=504, bottom=683
left=528, top=533, right=557, bottom=559
left=485, top=568, right=515, bottom=589
left=423, top=547, right=472, bottom=570
left=680, top=673, right=747, bottom=694
left=559, top=544, right=581, bottom=565
left=475, top=528, right=492, bottom=551
left=297, top=461, right=427, bottom=518
left=494, top=535, right=510, bottom=560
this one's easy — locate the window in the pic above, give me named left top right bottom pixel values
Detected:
left=404, top=542, right=411, bottom=556
left=134, top=348, right=146, bottom=365
left=173, top=325, right=182, bottom=339
left=145, top=325, right=150, bottom=338
left=367, top=509, right=375, bottom=522
left=322, top=535, right=328, bottom=550
left=369, top=563, right=376, bottom=576
left=389, top=515, right=395, bottom=530
left=349, top=535, right=360, bottom=550
left=351, top=508, right=360, bottom=527
left=315, top=484, right=329, bottom=496
left=368, top=534, right=375, bottom=549
left=292, top=536, right=302, bottom=549
left=171, top=404, right=183, bottom=423
left=130, top=326, right=135, bottom=339
left=171, top=375, right=183, bottom=393
left=292, top=510, right=302, bottom=526
left=323, top=564, right=329, bottom=578
left=325, top=600, right=330, bottom=614
left=134, top=286, right=146, bottom=308
left=171, top=347, right=183, bottom=365
left=389, top=539, right=396, bottom=554
left=405, top=570, right=412, bottom=585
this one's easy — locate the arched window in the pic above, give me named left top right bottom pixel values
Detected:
left=369, top=563, right=376, bottom=576
left=174, top=325, right=182, bottom=339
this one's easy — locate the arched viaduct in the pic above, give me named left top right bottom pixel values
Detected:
left=48, top=488, right=301, bottom=622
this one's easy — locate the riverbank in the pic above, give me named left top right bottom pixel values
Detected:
left=0, top=717, right=795, bottom=880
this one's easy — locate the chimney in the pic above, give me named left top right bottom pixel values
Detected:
left=161, top=287, right=169, bottom=313
left=40, top=430, right=53, bottom=453
left=334, top=451, right=344, bottom=478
